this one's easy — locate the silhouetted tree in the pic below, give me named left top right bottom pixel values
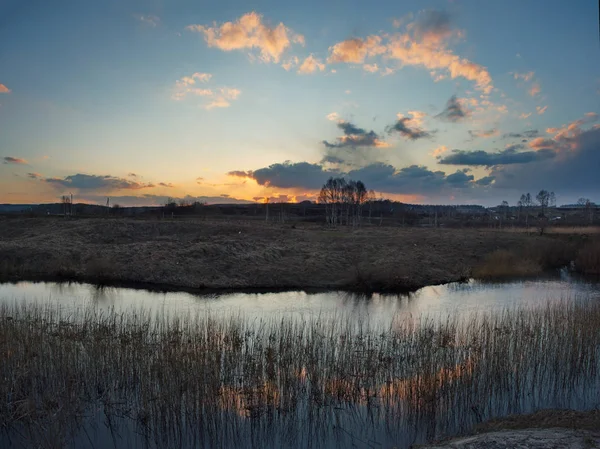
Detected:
left=536, top=190, right=550, bottom=217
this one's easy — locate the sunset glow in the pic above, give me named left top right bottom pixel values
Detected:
left=1, top=1, right=598, bottom=206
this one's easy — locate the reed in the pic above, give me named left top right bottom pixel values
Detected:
left=0, top=299, right=599, bottom=448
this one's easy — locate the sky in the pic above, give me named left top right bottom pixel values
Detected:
left=0, top=0, right=599, bottom=206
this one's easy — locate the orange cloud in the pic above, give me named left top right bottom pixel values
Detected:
left=529, top=83, right=541, bottom=97
left=431, top=145, right=449, bottom=158
left=186, top=12, right=304, bottom=63
left=363, top=63, right=379, bottom=73
left=520, top=112, right=532, bottom=119
left=281, top=56, right=299, bottom=71
left=326, top=13, right=493, bottom=94
left=327, top=36, right=386, bottom=63
left=0, top=84, right=10, bottom=93
left=536, top=105, right=548, bottom=115
left=297, top=55, right=325, bottom=74
left=177, top=72, right=212, bottom=87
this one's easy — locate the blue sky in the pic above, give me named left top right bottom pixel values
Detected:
left=1, top=0, right=599, bottom=205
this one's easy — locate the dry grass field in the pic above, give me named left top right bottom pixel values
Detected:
left=0, top=216, right=595, bottom=292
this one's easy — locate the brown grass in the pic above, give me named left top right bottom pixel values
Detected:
left=0, top=216, right=589, bottom=293
left=472, top=250, right=542, bottom=279
left=575, top=240, right=600, bottom=275
left=472, top=238, right=579, bottom=280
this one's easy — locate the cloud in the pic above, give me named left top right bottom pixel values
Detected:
left=346, top=163, right=476, bottom=193
left=323, top=120, right=389, bottom=148
left=529, top=83, right=541, bottom=97
left=159, top=182, right=174, bottom=188
left=386, top=111, right=432, bottom=140
left=490, top=125, right=600, bottom=197
left=186, top=12, right=304, bottom=63
left=297, top=55, right=325, bottom=74
left=431, top=145, right=449, bottom=158
left=233, top=161, right=335, bottom=189
left=27, top=172, right=42, bottom=179
left=536, top=105, right=548, bottom=115
left=326, top=11, right=493, bottom=94
left=326, top=112, right=340, bottom=122
left=3, top=157, right=27, bottom=164
left=512, top=71, right=541, bottom=97
left=363, top=63, right=379, bottom=73
left=173, top=76, right=241, bottom=109
left=235, top=159, right=481, bottom=196
left=504, top=143, right=525, bottom=152
left=475, top=176, right=495, bottom=186
left=327, top=36, right=386, bottom=63
left=0, top=84, right=10, bottom=94
left=176, top=72, right=212, bottom=88
left=386, top=11, right=493, bottom=94
left=436, top=95, right=471, bottom=122
left=513, top=71, right=535, bottom=82
left=321, top=155, right=345, bottom=164
left=227, top=170, right=253, bottom=178
left=135, top=14, right=160, bottom=26
left=519, top=113, right=532, bottom=119
left=281, top=56, right=299, bottom=71
left=468, top=128, right=499, bottom=139
left=438, top=147, right=556, bottom=167
left=42, top=174, right=155, bottom=191
left=502, top=130, right=539, bottom=139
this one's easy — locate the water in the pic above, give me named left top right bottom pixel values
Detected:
left=1, top=273, right=599, bottom=449
left=0, top=270, right=598, bottom=324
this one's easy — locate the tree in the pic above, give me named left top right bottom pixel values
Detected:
left=519, top=193, right=533, bottom=228
left=318, top=177, right=368, bottom=227
left=500, top=200, right=509, bottom=220
left=536, top=190, right=550, bottom=217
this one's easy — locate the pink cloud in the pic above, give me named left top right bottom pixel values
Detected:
left=186, top=12, right=304, bottom=63
left=0, top=84, right=10, bottom=94
left=297, top=55, right=325, bottom=74
left=536, top=105, right=548, bottom=115
left=363, top=63, right=379, bottom=73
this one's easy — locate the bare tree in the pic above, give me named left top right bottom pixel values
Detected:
left=319, top=177, right=368, bottom=227
left=536, top=190, right=550, bottom=217
left=519, top=193, right=533, bottom=229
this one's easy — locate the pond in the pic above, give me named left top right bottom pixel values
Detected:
left=0, top=272, right=599, bottom=449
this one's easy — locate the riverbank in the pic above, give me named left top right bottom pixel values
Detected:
left=0, top=216, right=591, bottom=293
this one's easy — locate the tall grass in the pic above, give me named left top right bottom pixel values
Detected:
left=0, top=300, right=599, bottom=448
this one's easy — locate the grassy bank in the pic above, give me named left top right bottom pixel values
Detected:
left=0, top=216, right=588, bottom=293
left=0, top=300, right=598, bottom=448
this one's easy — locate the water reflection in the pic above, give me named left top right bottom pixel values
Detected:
left=1, top=276, right=599, bottom=326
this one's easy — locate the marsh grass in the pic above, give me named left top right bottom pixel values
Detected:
left=575, top=240, right=600, bottom=275
left=0, top=300, right=599, bottom=448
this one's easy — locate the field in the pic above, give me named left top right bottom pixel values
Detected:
left=0, top=299, right=598, bottom=448
left=0, top=216, right=593, bottom=292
